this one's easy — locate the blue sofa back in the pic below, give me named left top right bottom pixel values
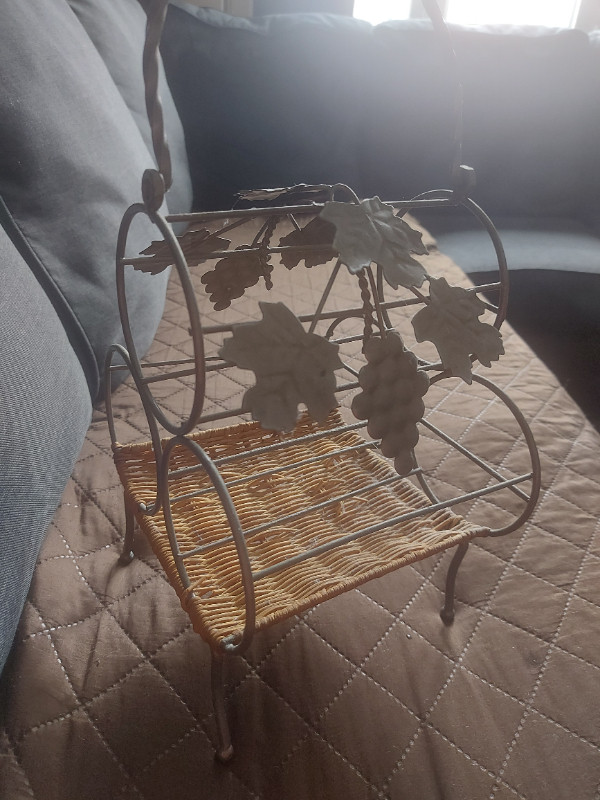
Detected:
left=161, top=6, right=600, bottom=226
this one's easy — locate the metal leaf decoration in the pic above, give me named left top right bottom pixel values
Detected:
left=319, top=197, right=428, bottom=288
left=201, top=246, right=272, bottom=311
left=136, top=229, right=230, bottom=274
left=236, top=184, right=332, bottom=206
left=412, top=277, right=504, bottom=383
left=219, top=302, right=343, bottom=431
left=278, top=217, right=336, bottom=270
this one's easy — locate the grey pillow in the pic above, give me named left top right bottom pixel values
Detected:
left=67, top=0, right=192, bottom=217
left=0, top=0, right=175, bottom=401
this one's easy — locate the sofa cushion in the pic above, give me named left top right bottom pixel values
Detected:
left=0, top=0, right=171, bottom=401
left=363, top=22, right=600, bottom=219
left=66, top=0, right=192, bottom=216
left=160, top=5, right=372, bottom=209
left=161, top=6, right=600, bottom=222
left=0, top=222, right=92, bottom=674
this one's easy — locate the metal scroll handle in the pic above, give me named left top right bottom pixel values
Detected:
left=142, top=0, right=172, bottom=194
left=421, top=0, right=469, bottom=191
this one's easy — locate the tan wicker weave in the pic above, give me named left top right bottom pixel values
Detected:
left=113, top=410, right=485, bottom=652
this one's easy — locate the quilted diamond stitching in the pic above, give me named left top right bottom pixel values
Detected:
left=0, top=732, right=35, bottom=800
left=379, top=516, right=532, bottom=792
left=3, top=224, right=600, bottom=799
left=488, top=446, right=600, bottom=798
left=272, top=556, right=451, bottom=773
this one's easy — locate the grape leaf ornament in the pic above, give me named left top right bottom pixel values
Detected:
left=219, top=302, right=343, bottom=432
left=319, top=196, right=428, bottom=289
left=137, top=229, right=230, bottom=274
left=237, top=184, right=332, bottom=206
left=201, top=245, right=272, bottom=311
left=412, top=277, right=504, bottom=383
left=278, top=216, right=336, bottom=270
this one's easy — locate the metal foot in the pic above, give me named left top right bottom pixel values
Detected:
left=118, top=499, right=136, bottom=565
left=440, top=606, right=455, bottom=625
left=211, top=653, right=233, bottom=762
left=440, top=542, right=469, bottom=625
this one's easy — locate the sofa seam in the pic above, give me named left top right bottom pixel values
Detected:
left=0, top=194, right=98, bottom=399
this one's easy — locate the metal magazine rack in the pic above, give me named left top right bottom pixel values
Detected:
left=105, top=0, right=541, bottom=761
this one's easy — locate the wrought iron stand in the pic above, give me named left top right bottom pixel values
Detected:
left=105, top=0, right=541, bottom=760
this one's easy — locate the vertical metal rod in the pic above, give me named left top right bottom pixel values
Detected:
left=211, top=654, right=234, bottom=762
left=116, top=204, right=207, bottom=437
left=308, top=259, right=342, bottom=335
left=160, top=436, right=257, bottom=654
left=119, top=499, right=136, bottom=565
left=143, top=0, right=172, bottom=190
left=421, top=0, right=464, bottom=184
left=367, top=265, right=388, bottom=337
left=440, top=541, right=469, bottom=624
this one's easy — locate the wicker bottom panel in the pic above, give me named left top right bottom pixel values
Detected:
left=113, top=411, right=486, bottom=651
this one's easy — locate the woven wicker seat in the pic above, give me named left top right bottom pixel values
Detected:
left=113, top=410, right=485, bottom=652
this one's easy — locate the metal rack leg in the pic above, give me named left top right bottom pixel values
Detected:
left=211, top=653, right=234, bottom=762
left=440, top=541, right=469, bottom=625
left=119, top=497, right=136, bottom=565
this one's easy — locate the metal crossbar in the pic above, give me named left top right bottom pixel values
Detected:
left=249, top=472, right=531, bottom=583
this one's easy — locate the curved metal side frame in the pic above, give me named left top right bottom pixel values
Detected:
left=159, top=436, right=257, bottom=656
left=324, top=309, right=369, bottom=342
left=104, top=343, right=132, bottom=450
left=415, top=469, right=442, bottom=505
left=104, top=343, right=165, bottom=518
left=428, top=371, right=542, bottom=537
left=460, top=195, right=510, bottom=329
left=104, top=344, right=162, bottom=458
left=404, top=190, right=510, bottom=330
left=115, top=203, right=207, bottom=436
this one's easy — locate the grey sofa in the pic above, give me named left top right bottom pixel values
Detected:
left=1, top=0, right=599, bottom=676
left=0, top=0, right=192, bottom=673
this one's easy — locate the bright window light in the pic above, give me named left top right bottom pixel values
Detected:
left=446, top=0, right=581, bottom=27
left=353, top=0, right=411, bottom=25
left=353, top=0, right=582, bottom=28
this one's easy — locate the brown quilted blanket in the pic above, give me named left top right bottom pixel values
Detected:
left=1, top=224, right=599, bottom=800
